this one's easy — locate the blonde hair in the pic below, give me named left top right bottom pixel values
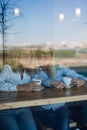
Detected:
left=36, top=48, right=54, bottom=58
left=36, top=48, right=56, bottom=78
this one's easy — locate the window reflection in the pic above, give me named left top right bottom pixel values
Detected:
left=0, top=0, right=87, bottom=73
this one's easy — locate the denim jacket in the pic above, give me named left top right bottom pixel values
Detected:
left=33, top=66, right=87, bottom=110
left=0, top=65, right=31, bottom=91
left=36, top=66, right=87, bottom=87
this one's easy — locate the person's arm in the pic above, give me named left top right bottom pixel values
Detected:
left=38, top=68, right=65, bottom=89
left=51, top=80, right=65, bottom=89
left=17, top=82, right=37, bottom=91
left=61, top=66, right=87, bottom=81
left=0, top=82, right=17, bottom=91
left=58, top=66, right=87, bottom=87
left=0, top=82, right=40, bottom=91
left=0, top=65, right=17, bottom=91
left=38, top=69, right=52, bottom=87
left=71, top=78, right=86, bottom=88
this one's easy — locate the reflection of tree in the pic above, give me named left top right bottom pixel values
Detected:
left=0, top=0, right=19, bottom=65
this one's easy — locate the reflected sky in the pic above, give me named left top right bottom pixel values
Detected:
left=8, top=0, right=87, bottom=46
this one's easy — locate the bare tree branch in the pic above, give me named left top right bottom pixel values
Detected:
left=0, top=0, right=20, bottom=65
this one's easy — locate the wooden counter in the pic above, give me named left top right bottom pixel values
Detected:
left=0, top=87, right=87, bottom=110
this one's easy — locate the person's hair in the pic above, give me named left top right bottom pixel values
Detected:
left=17, top=65, right=24, bottom=73
left=17, top=65, right=34, bottom=76
left=35, top=48, right=56, bottom=78
left=36, top=48, right=54, bottom=58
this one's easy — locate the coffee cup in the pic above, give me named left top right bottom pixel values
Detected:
left=32, top=79, right=41, bottom=85
left=63, top=77, right=72, bottom=89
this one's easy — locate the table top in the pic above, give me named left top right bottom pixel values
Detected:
left=0, top=86, right=87, bottom=110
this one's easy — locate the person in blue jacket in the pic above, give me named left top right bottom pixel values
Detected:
left=32, top=49, right=87, bottom=130
left=0, top=64, right=39, bottom=130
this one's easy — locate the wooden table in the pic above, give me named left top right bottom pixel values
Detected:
left=0, top=87, right=87, bottom=110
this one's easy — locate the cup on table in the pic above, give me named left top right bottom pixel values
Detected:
left=63, top=77, right=72, bottom=89
left=32, top=79, right=43, bottom=91
left=32, top=79, right=41, bottom=85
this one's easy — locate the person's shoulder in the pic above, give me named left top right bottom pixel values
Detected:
left=56, top=65, right=66, bottom=69
left=3, top=64, right=12, bottom=69
left=2, top=64, right=12, bottom=73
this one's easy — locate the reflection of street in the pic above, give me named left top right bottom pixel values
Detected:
left=18, top=57, right=87, bottom=68
left=0, top=57, right=87, bottom=69
left=55, top=58, right=87, bottom=67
